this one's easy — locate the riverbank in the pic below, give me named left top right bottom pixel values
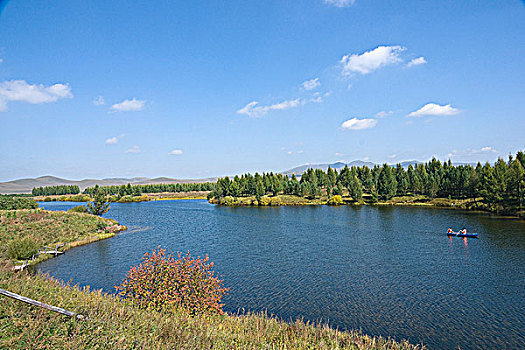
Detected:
left=32, top=191, right=209, bottom=203
left=209, top=194, right=524, bottom=218
left=0, top=268, right=422, bottom=350
left=0, top=209, right=126, bottom=268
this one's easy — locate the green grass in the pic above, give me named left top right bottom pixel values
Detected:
left=0, top=269, right=423, bottom=349
left=0, top=209, right=125, bottom=263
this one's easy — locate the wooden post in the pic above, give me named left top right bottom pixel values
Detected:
left=0, top=288, right=85, bottom=319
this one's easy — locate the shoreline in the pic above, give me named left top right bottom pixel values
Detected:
left=209, top=195, right=524, bottom=219
left=1, top=209, right=127, bottom=270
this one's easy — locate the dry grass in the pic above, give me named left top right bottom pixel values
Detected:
left=0, top=269, right=424, bottom=350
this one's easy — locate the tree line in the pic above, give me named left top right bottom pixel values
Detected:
left=210, top=151, right=525, bottom=214
left=82, top=182, right=215, bottom=197
left=32, top=185, right=80, bottom=196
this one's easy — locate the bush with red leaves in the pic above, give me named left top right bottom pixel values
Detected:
left=115, top=247, right=228, bottom=315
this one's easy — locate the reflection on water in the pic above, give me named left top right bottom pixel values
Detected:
left=38, top=201, right=525, bottom=350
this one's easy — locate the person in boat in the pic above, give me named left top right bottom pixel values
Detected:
left=448, top=228, right=453, bottom=234
left=460, top=228, right=467, bottom=234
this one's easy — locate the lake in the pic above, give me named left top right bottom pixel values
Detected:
left=37, top=200, right=525, bottom=349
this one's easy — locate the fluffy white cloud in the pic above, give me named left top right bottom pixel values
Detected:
left=324, top=0, right=355, bottom=7
left=0, top=80, right=73, bottom=111
left=408, top=103, right=461, bottom=117
left=341, top=46, right=406, bottom=75
left=407, top=57, right=427, bottom=67
left=237, top=98, right=301, bottom=118
left=341, top=118, right=377, bottom=130
left=169, top=149, right=183, bottom=155
left=93, top=96, right=105, bottom=106
left=302, top=78, right=320, bottom=90
left=126, top=145, right=141, bottom=153
left=111, top=98, right=146, bottom=112
left=105, top=137, right=118, bottom=144
left=0, top=58, right=3, bottom=63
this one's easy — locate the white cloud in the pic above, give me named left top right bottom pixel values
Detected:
left=105, top=134, right=125, bottom=145
left=481, top=146, right=496, bottom=152
left=335, top=152, right=344, bottom=157
left=388, top=154, right=397, bottom=159
left=340, top=46, right=406, bottom=76
left=324, top=0, right=355, bottom=7
left=375, top=110, right=394, bottom=118
left=408, top=103, right=461, bottom=117
left=93, top=96, right=105, bottom=106
left=169, top=149, right=183, bottom=155
left=0, top=80, right=72, bottom=111
left=126, top=145, right=141, bottom=153
left=237, top=98, right=301, bottom=118
left=302, top=78, right=320, bottom=91
left=111, top=98, right=146, bottom=112
left=287, top=151, right=293, bottom=155
left=341, top=118, right=377, bottom=130
left=105, top=137, right=118, bottom=145
left=0, top=58, right=3, bottom=63
left=297, top=150, right=304, bottom=154
left=447, top=147, right=498, bottom=161
left=407, top=57, right=427, bottom=67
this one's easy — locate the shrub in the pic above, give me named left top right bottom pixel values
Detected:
left=115, top=247, right=228, bottom=316
left=0, top=195, right=39, bottom=210
left=269, top=197, right=282, bottom=206
left=221, top=196, right=235, bottom=206
left=327, top=195, right=343, bottom=206
left=259, top=196, right=271, bottom=206
left=68, top=205, right=88, bottom=213
left=7, top=237, right=39, bottom=260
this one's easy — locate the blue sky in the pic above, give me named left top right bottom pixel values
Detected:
left=0, top=0, right=524, bottom=181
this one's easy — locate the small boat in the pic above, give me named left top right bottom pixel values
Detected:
left=447, top=232, right=478, bottom=238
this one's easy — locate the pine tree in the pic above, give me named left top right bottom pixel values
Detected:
left=377, top=164, right=397, bottom=200
left=87, top=185, right=110, bottom=216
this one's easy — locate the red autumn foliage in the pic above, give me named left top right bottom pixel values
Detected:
left=115, top=247, right=228, bottom=315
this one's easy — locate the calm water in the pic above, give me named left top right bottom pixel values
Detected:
left=38, top=200, right=525, bottom=349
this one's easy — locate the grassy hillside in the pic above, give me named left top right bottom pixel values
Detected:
left=0, top=209, right=125, bottom=263
left=0, top=269, right=423, bottom=350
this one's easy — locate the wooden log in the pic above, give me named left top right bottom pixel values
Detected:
left=0, top=288, right=85, bottom=319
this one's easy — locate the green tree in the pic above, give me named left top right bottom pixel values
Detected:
left=87, top=185, right=110, bottom=216
left=377, top=164, right=397, bottom=200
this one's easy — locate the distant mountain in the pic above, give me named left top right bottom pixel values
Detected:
left=282, top=160, right=375, bottom=176
left=0, top=176, right=217, bottom=194
left=398, top=160, right=422, bottom=168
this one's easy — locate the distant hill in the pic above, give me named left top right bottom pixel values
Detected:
left=0, top=176, right=217, bottom=194
left=281, top=159, right=476, bottom=176
left=282, top=160, right=375, bottom=176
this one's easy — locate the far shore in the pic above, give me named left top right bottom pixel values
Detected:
left=209, top=194, right=525, bottom=219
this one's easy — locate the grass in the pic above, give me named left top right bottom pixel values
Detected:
left=0, top=209, right=126, bottom=265
left=0, top=268, right=423, bottom=350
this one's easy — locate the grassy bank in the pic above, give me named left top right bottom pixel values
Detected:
left=0, top=209, right=126, bottom=266
left=0, top=269, right=422, bottom=349
left=32, top=191, right=210, bottom=203
left=210, top=194, right=499, bottom=213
